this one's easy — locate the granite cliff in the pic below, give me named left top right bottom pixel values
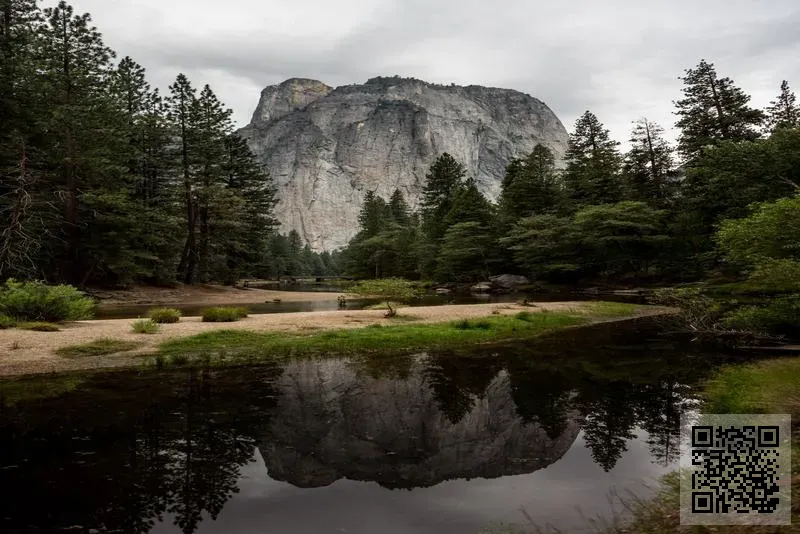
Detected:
left=238, top=76, right=569, bottom=250
left=256, top=355, right=581, bottom=489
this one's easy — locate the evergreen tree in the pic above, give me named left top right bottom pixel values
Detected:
left=562, top=111, right=622, bottom=207
left=388, top=188, right=410, bottom=225
left=0, top=0, right=45, bottom=278
left=168, top=73, right=200, bottom=283
left=357, top=190, right=389, bottom=237
left=765, top=80, right=799, bottom=133
left=37, top=1, right=121, bottom=284
left=420, top=153, right=466, bottom=241
left=444, top=178, right=494, bottom=228
left=436, top=222, right=493, bottom=282
left=499, top=144, right=561, bottom=221
left=674, top=59, right=764, bottom=161
left=623, top=118, right=674, bottom=204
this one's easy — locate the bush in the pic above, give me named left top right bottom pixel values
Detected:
left=0, top=315, right=15, bottom=329
left=0, top=279, right=95, bottom=322
left=16, top=321, right=60, bottom=332
left=453, top=319, right=492, bottom=330
left=722, top=297, right=800, bottom=336
left=201, top=307, right=248, bottom=322
left=132, top=319, right=160, bottom=334
left=148, top=307, right=181, bottom=324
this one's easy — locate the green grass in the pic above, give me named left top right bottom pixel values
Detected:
left=201, top=306, right=249, bottom=322
left=154, top=311, right=590, bottom=367
left=16, top=321, right=61, bottom=332
left=147, top=307, right=181, bottom=323
left=597, top=357, right=800, bottom=534
left=131, top=318, right=160, bottom=334
left=56, top=338, right=144, bottom=358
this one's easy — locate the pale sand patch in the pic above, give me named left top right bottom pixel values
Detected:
left=90, top=284, right=343, bottom=307
left=0, top=302, right=664, bottom=377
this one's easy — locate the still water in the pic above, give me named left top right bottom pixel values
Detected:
left=0, top=320, right=745, bottom=533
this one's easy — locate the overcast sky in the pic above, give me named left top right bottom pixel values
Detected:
left=65, top=0, right=800, bottom=145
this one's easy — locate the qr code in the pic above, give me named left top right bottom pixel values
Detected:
left=680, top=414, right=791, bottom=526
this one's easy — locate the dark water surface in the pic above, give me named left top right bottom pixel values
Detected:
left=0, top=320, right=747, bottom=533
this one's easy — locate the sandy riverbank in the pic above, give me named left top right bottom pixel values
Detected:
left=0, top=302, right=667, bottom=377
left=88, top=284, right=343, bottom=307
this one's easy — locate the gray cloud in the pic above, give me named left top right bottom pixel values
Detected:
left=69, top=0, right=800, bottom=145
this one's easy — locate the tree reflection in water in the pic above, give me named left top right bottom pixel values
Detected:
left=0, top=320, right=738, bottom=533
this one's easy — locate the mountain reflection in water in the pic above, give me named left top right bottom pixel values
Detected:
left=0, top=319, right=743, bottom=533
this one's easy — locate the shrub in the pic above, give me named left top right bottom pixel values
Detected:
left=0, top=279, right=95, bottom=322
left=148, top=307, right=182, bottom=324
left=722, top=297, right=800, bottom=336
left=453, top=319, right=492, bottom=330
left=16, top=321, right=60, bottom=332
left=201, top=307, right=248, bottom=322
left=132, top=319, right=160, bottom=334
left=0, top=314, right=15, bottom=329
left=349, top=278, right=424, bottom=317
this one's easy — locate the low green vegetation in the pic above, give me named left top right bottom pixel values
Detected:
left=56, top=338, right=143, bottom=358
left=15, top=321, right=61, bottom=332
left=201, top=307, right=249, bottom=322
left=348, top=278, right=423, bottom=317
left=149, top=306, right=632, bottom=367
left=147, top=307, right=181, bottom=324
left=0, top=315, right=15, bottom=329
left=0, top=279, right=94, bottom=322
left=131, top=319, right=160, bottom=334
left=602, top=358, right=800, bottom=534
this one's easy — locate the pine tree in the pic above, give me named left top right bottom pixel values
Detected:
left=420, top=153, right=466, bottom=240
left=388, top=189, right=410, bottom=225
left=765, top=80, right=799, bottom=133
left=562, top=111, right=622, bottom=207
left=674, top=59, right=764, bottom=161
left=499, top=144, right=561, bottom=221
left=445, top=178, right=493, bottom=228
left=0, top=0, right=45, bottom=278
left=194, top=84, right=234, bottom=282
left=623, top=119, right=674, bottom=204
left=357, top=191, right=389, bottom=237
left=169, top=74, right=200, bottom=283
left=38, top=1, right=120, bottom=283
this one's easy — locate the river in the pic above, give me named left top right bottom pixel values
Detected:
left=0, top=318, right=747, bottom=533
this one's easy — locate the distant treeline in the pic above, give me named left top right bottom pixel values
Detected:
left=0, top=0, right=334, bottom=286
left=341, top=62, right=799, bottom=286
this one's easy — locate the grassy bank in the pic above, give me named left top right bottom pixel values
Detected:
left=603, top=357, right=800, bottom=533
left=151, top=311, right=588, bottom=367
left=145, top=302, right=640, bottom=368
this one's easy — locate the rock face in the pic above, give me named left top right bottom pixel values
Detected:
left=238, top=76, right=569, bottom=250
left=257, top=356, right=581, bottom=489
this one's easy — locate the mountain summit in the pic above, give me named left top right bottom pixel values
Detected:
left=239, top=76, right=569, bottom=250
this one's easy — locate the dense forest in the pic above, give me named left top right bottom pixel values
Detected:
left=341, top=63, right=799, bottom=288
left=0, top=0, right=337, bottom=287
left=2, top=1, right=799, bottom=306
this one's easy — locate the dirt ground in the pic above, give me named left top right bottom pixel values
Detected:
left=0, top=302, right=606, bottom=377
left=88, top=284, right=342, bottom=306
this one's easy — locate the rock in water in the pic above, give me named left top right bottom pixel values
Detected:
left=238, top=76, right=569, bottom=250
